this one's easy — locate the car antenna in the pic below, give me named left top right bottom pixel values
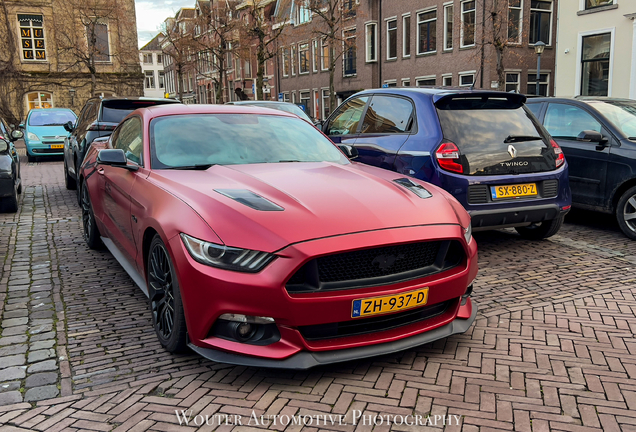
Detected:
left=470, top=70, right=481, bottom=91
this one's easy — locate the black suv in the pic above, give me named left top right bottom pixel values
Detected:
left=526, top=97, right=636, bottom=239
left=63, top=97, right=180, bottom=194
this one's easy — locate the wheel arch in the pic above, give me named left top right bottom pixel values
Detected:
left=611, top=178, right=636, bottom=213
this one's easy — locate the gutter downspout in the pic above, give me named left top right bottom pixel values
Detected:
left=480, top=0, right=485, bottom=88
left=378, top=0, right=382, bottom=87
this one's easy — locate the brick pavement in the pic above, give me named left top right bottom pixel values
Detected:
left=0, top=158, right=634, bottom=431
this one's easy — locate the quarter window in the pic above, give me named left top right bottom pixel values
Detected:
left=529, top=0, right=552, bottom=45
left=508, top=0, right=522, bottom=43
left=326, top=96, right=369, bottom=136
left=114, top=117, right=143, bottom=165
left=360, top=96, right=414, bottom=134
left=417, top=10, right=437, bottom=54
left=544, top=104, right=601, bottom=140
left=580, top=33, right=611, bottom=97
left=461, top=1, right=476, bottom=47
left=18, top=14, right=46, bottom=61
left=387, top=19, right=397, bottom=60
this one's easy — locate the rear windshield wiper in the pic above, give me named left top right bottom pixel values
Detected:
left=163, top=164, right=214, bottom=170
left=504, top=135, right=542, bottom=143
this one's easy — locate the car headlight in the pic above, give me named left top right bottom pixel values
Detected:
left=27, top=132, right=40, bottom=142
left=464, top=224, right=472, bottom=244
left=180, top=233, right=276, bottom=272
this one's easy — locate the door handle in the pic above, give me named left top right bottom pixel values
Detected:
left=97, top=168, right=105, bottom=175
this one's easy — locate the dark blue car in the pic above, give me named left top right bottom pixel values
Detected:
left=320, top=88, right=571, bottom=240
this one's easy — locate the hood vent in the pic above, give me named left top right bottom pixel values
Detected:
left=393, top=178, right=432, bottom=199
left=215, top=189, right=284, bottom=211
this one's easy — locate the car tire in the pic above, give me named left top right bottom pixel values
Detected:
left=81, top=180, right=103, bottom=249
left=1, top=184, right=19, bottom=213
left=616, top=186, right=636, bottom=240
left=147, top=234, right=188, bottom=353
left=27, top=154, right=35, bottom=163
left=64, top=162, right=77, bottom=190
left=515, top=214, right=564, bottom=240
left=16, top=180, right=22, bottom=195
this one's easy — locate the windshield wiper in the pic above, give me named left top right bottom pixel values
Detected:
left=163, top=164, right=214, bottom=170
left=276, top=160, right=301, bottom=163
left=629, top=137, right=636, bottom=141
left=504, top=135, right=542, bottom=143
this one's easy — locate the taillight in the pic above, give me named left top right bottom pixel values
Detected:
left=435, top=142, right=464, bottom=174
left=87, top=123, right=117, bottom=131
left=551, top=139, right=564, bottom=168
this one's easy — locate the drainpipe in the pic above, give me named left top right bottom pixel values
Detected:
left=480, top=0, right=485, bottom=88
left=378, top=0, right=382, bottom=87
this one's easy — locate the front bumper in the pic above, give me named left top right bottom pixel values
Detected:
left=0, top=177, right=14, bottom=197
left=26, top=141, right=64, bottom=156
left=167, top=224, right=478, bottom=365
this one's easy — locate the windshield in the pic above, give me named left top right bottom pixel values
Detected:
left=588, top=100, right=636, bottom=139
left=151, top=114, right=347, bottom=169
left=28, top=110, right=76, bottom=126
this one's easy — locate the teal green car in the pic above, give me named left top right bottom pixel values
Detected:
left=21, top=108, right=77, bottom=162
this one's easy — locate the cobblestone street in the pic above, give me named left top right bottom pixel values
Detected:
left=0, top=156, right=635, bottom=432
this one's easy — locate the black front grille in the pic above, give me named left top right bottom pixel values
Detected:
left=286, top=240, right=465, bottom=293
left=298, top=300, right=452, bottom=341
left=542, top=179, right=558, bottom=197
left=467, top=185, right=489, bottom=204
left=33, top=148, right=63, bottom=154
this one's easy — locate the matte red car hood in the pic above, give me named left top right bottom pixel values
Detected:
left=149, top=162, right=462, bottom=252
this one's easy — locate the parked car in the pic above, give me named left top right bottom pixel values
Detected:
left=0, top=124, right=23, bottom=213
left=320, top=89, right=571, bottom=240
left=526, top=97, right=636, bottom=239
left=78, top=104, right=477, bottom=368
left=21, top=108, right=77, bottom=162
left=64, top=97, right=181, bottom=196
left=226, top=100, right=313, bottom=123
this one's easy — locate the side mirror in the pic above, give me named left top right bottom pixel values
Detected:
left=0, top=140, right=8, bottom=153
left=63, top=121, right=75, bottom=133
left=577, top=130, right=607, bottom=144
left=18, top=123, right=24, bottom=129
left=338, top=144, right=359, bottom=159
left=97, top=149, right=138, bottom=171
left=10, top=130, right=24, bottom=141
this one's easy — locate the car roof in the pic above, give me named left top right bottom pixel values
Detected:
left=526, top=96, right=635, bottom=104
left=139, top=103, right=300, bottom=118
left=90, top=96, right=181, bottom=103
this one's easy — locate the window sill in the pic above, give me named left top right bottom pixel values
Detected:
left=459, top=45, right=476, bottom=51
left=577, top=4, right=618, bottom=15
left=402, top=55, right=411, bottom=59
left=365, top=60, right=378, bottom=64
left=442, top=48, right=453, bottom=53
left=416, top=51, right=437, bottom=57
left=343, top=74, right=357, bottom=78
left=385, top=58, right=398, bottom=62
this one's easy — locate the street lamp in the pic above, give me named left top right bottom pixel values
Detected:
left=534, top=41, right=546, bottom=96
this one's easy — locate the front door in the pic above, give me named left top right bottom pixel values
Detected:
left=323, top=96, right=369, bottom=147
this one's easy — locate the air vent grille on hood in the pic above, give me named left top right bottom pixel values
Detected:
left=215, top=189, right=284, bottom=211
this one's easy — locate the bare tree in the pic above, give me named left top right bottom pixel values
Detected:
left=162, top=12, right=200, bottom=102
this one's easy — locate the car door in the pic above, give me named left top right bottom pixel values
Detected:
left=100, top=116, right=143, bottom=264
left=70, top=102, right=97, bottom=174
left=543, top=102, right=608, bottom=208
left=323, top=96, right=370, bottom=146
left=353, top=94, right=415, bottom=170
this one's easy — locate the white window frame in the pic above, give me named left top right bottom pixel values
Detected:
left=383, top=79, right=397, bottom=87
left=321, top=88, right=330, bottom=119
left=402, top=14, right=411, bottom=58
left=442, top=74, right=452, bottom=86
left=312, top=39, right=319, bottom=72
left=143, top=53, right=153, bottom=64
left=579, top=0, right=616, bottom=10
left=18, top=15, right=47, bottom=62
left=342, top=26, right=357, bottom=77
left=529, top=0, right=553, bottom=46
left=459, top=71, right=476, bottom=87
left=386, top=17, right=397, bottom=60
left=401, top=78, right=411, bottom=86
left=527, top=70, right=550, bottom=96
left=365, top=22, right=378, bottom=63
left=443, top=3, right=453, bottom=51
left=507, top=0, right=523, bottom=44
left=158, top=71, right=165, bottom=89
left=298, top=42, right=310, bottom=74
left=282, top=47, right=289, bottom=77
left=415, top=75, right=436, bottom=86
left=295, top=0, right=311, bottom=25
left=25, top=91, right=54, bottom=110
left=416, top=7, right=437, bottom=55
left=144, top=70, right=155, bottom=89
left=291, top=45, right=297, bottom=75
left=321, top=38, right=329, bottom=71
left=575, top=27, right=615, bottom=96
left=504, top=71, right=521, bottom=92
left=460, top=0, right=476, bottom=48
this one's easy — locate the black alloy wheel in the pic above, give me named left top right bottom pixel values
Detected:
left=81, top=180, right=103, bottom=249
left=616, top=186, right=636, bottom=240
left=148, top=234, right=187, bottom=352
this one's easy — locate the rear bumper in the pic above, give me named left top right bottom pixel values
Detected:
left=470, top=203, right=569, bottom=231
left=188, top=298, right=477, bottom=369
left=0, top=177, right=14, bottom=197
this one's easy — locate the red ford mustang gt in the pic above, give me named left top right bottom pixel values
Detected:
left=79, top=104, right=478, bottom=369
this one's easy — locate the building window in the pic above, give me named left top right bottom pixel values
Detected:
left=143, top=53, right=153, bottom=64
left=459, top=73, right=475, bottom=86
left=157, top=54, right=163, bottom=64
left=300, top=91, right=311, bottom=116
left=585, top=0, right=613, bottom=9
left=86, top=21, right=110, bottom=62
left=158, top=71, right=165, bottom=89
left=145, top=71, right=155, bottom=89
left=530, top=0, right=552, bottom=45
left=461, top=1, right=475, bottom=47
left=26, top=92, right=53, bottom=110
left=343, top=0, right=356, bottom=19
left=417, top=10, right=437, bottom=55
left=444, top=5, right=453, bottom=50
left=312, top=39, right=319, bottom=72
left=505, top=72, right=520, bottom=92
left=384, top=80, right=397, bottom=87
left=283, top=92, right=290, bottom=102
left=321, top=39, right=329, bottom=70
left=508, top=0, right=522, bottom=43
left=527, top=72, right=549, bottom=95
left=387, top=19, right=397, bottom=60
left=282, top=48, right=289, bottom=77
left=299, top=43, right=310, bottom=74
left=18, top=14, right=46, bottom=61
left=581, top=33, right=610, bottom=96
left=416, top=77, right=436, bottom=86
left=292, top=91, right=296, bottom=104
left=343, top=28, right=356, bottom=76
left=443, top=75, right=452, bottom=86
left=403, top=15, right=411, bottom=57
left=402, top=79, right=411, bottom=87
left=291, top=45, right=297, bottom=75
left=296, top=1, right=311, bottom=24
left=365, top=22, right=377, bottom=62
left=322, top=89, right=330, bottom=119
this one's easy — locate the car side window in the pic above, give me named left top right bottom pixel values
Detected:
left=114, top=117, right=143, bottom=165
left=326, top=96, right=369, bottom=136
left=359, top=96, right=415, bottom=134
left=525, top=103, right=542, bottom=119
left=544, top=103, right=602, bottom=140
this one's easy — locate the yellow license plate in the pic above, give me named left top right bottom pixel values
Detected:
left=491, top=183, right=537, bottom=199
left=50, top=144, right=64, bottom=149
left=352, top=288, right=429, bottom=318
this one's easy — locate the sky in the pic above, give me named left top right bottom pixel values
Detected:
left=135, top=0, right=194, bottom=48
